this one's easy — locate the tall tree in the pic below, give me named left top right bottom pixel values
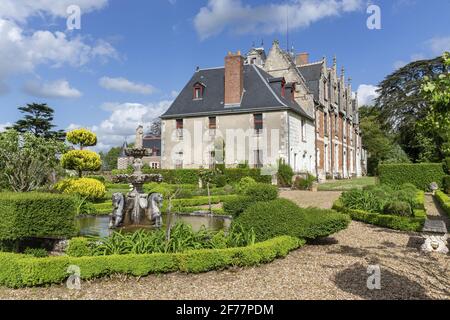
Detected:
left=375, top=55, right=446, bottom=161
left=101, top=146, right=122, bottom=171
left=148, top=118, right=161, bottom=136
left=10, top=103, right=65, bottom=140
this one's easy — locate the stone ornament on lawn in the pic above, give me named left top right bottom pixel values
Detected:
left=429, top=182, right=439, bottom=194
left=421, top=219, right=449, bottom=254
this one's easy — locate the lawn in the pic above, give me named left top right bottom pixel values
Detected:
left=318, top=177, right=377, bottom=191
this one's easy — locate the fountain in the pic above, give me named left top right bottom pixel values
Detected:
left=110, top=126, right=163, bottom=229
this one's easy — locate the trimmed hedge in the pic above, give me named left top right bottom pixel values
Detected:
left=378, top=163, right=446, bottom=191
left=0, top=236, right=303, bottom=288
left=223, top=196, right=254, bottom=217
left=332, top=199, right=426, bottom=232
left=435, top=191, right=450, bottom=218
left=0, top=193, right=76, bottom=240
left=235, top=198, right=350, bottom=242
left=443, top=176, right=450, bottom=194
left=111, top=168, right=271, bottom=185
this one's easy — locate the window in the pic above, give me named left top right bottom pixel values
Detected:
left=251, top=57, right=257, bottom=65
left=254, top=113, right=263, bottom=134
left=324, top=113, right=328, bottom=136
left=176, top=119, right=183, bottom=139
left=209, top=116, right=216, bottom=136
left=301, top=119, right=307, bottom=142
left=324, top=80, right=328, bottom=101
left=151, top=163, right=158, bottom=169
left=254, top=150, right=263, bottom=168
left=193, top=83, right=204, bottom=100
left=209, top=151, right=216, bottom=169
left=175, top=152, right=183, bottom=169
left=334, top=115, right=338, bottom=136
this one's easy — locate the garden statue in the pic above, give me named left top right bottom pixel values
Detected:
left=421, top=219, right=449, bottom=254
left=429, top=182, right=439, bottom=195
left=110, top=192, right=125, bottom=228
left=110, top=125, right=164, bottom=229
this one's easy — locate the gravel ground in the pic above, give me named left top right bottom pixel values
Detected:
left=0, top=191, right=448, bottom=300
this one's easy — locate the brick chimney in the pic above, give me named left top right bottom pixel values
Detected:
left=296, top=52, right=309, bottom=66
left=224, top=51, right=244, bottom=105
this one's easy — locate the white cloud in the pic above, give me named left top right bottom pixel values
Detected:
left=23, top=79, right=82, bottom=98
left=0, top=18, right=117, bottom=84
left=0, top=0, right=108, bottom=23
left=357, top=84, right=378, bottom=106
left=0, top=122, right=12, bottom=132
left=73, top=101, right=171, bottom=151
left=99, top=77, right=157, bottom=95
left=194, top=0, right=363, bottom=40
left=427, top=36, right=450, bottom=56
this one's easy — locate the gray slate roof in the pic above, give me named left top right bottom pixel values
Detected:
left=298, top=62, right=324, bottom=101
left=161, top=64, right=313, bottom=120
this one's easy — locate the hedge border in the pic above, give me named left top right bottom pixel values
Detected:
left=0, top=236, right=303, bottom=288
left=332, top=198, right=426, bottom=232
left=435, top=191, right=450, bottom=218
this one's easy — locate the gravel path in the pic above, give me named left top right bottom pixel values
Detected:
left=1, top=191, right=448, bottom=300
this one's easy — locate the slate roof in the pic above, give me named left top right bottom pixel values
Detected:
left=143, top=136, right=161, bottom=156
left=161, top=64, right=313, bottom=120
left=297, top=61, right=324, bottom=101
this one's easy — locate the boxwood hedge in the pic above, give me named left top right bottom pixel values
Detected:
left=0, top=236, right=303, bottom=288
left=378, top=163, right=446, bottom=191
left=435, top=191, right=450, bottom=218
left=0, top=193, right=76, bottom=241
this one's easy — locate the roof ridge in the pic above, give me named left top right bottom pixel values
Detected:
left=298, top=60, right=324, bottom=67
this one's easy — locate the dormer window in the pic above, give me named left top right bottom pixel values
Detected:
left=193, top=83, right=204, bottom=100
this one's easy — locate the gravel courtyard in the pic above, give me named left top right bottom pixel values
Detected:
left=0, top=191, right=448, bottom=300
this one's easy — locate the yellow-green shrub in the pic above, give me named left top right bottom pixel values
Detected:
left=61, top=150, right=102, bottom=177
left=55, top=178, right=106, bottom=201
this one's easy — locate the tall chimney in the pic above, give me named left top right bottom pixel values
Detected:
left=224, top=51, right=244, bottom=105
left=296, top=52, right=309, bottom=66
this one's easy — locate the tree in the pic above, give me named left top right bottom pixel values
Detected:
left=9, top=103, right=65, bottom=140
left=101, top=146, right=122, bottom=171
left=66, top=128, right=97, bottom=149
left=0, top=130, right=66, bottom=192
left=148, top=118, right=161, bottom=136
left=375, top=55, right=446, bottom=161
left=417, top=52, right=450, bottom=161
left=61, top=128, right=102, bottom=177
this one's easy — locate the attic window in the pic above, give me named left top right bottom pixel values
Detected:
left=193, top=83, right=204, bottom=100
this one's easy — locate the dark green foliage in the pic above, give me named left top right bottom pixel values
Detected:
left=243, top=183, right=278, bottom=201
left=0, top=193, right=76, bottom=241
left=0, top=236, right=303, bottom=288
left=444, top=158, right=450, bottom=174
left=383, top=201, right=412, bottom=217
left=100, top=146, right=121, bottom=171
left=293, top=174, right=317, bottom=190
left=235, top=199, right=350, bottom=242
left=223, top=196, right=254, bottom=217
left=443, top=176, right=450, bottom=194
left=214, top=174, right=228, bottom=187
left=277, top=159, right=294, bottom=187
left=23, top=248, right=48, bottom=258
left=87, top=175, right=106, bottom=183
left=378, top=163, right=446, bottom=190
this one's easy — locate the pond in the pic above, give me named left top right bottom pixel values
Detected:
left=76, top=212, right=233, bottom=238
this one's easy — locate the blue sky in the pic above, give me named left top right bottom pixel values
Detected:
left=0, top=0, right=449, bottom=150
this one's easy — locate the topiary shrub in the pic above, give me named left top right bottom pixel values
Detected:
left=277, top=160, right=294, bottom=187
left=235, top=198, right=350, bottom=242
left=55, top=178, right=106, bottom=201
left=243, top=183, right=278, bottom=201
left=66, top=237, right=92, bottom=257
left=223, top=196, right=254, bottom=217
left=236, top=177, right=257, bottom=195
left=0, top=193, right=76, bottom=241
left=383, top=201, right=412, bottom=217
left=378, top=163, right=446, bottom=190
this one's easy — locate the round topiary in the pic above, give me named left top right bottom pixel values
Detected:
left=243, top=183, right=278, bottom=201
left=235, top=198, right=350, bottom=242
left=236, top=177, right=257, bottom=194
left=55, top=178, right=106, bottom=201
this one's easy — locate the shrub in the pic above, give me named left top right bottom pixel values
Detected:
left=61, top=150, right=102, bottom=178
left=0, top=236, right=303, bottom=288
left=0, top=193, right=76, bottom=241
left=236, top=177, right=257, bottom=194
left=66, top=128, right=97, bottom=148
left=340, top=189, right=384, bottom=213
left=443, top=176, right=450, bottom=194
left=293, top=174, right=317, bottom=190
left=444, top=157, right=450, bottom=174
left=214, top=175, right=228, bottom=187
left=23, top=248, right=48, bottom=258
left=55, top=178, right=106, bottom=201
left=243, top=183, right=278, bottom=202
left=235, top=198, right=350, bottom=242
left=378, top=163, right=446, bottom=190
left=223, top=196, right=254, bottom=217
left=277, top=160, right=294, bottom=187
left=383, top=201, right=412, bottom=217
left=66, top=237, right=93, bottom=257
left=87, top=175, right=106, bottom=184
left=435, top=191, right=450, bottom=218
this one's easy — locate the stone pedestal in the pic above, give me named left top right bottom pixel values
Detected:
left=421, top=220, right=449, bottom=254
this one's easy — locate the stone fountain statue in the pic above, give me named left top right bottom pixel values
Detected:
left=110, top=126, right=164, bottom=229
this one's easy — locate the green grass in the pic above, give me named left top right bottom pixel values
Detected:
left=318, top=177, right=377, bottom=191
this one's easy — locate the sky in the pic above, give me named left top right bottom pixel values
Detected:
left=0, top=0, right=449, bottom=150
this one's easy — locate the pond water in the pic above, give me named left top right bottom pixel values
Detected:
left=76, top=213, right=232, bottom=238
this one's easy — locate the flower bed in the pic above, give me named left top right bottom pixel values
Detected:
left=0, top=236, right=303, bottom=288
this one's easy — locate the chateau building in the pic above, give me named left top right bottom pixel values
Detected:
left=160, top=41, right=366, bottom=180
